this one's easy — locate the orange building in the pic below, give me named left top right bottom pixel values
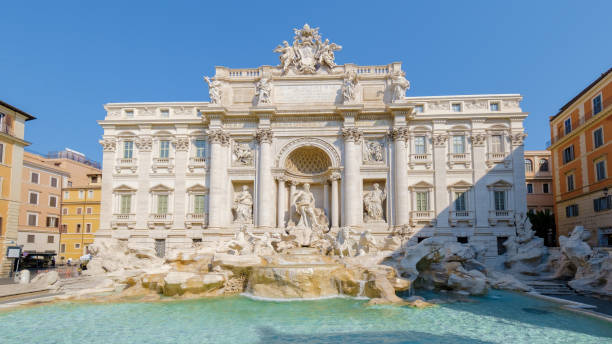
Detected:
left=0, top=101, right=35, bottom=277
left=524, top=150, right=553, bottom=215
left=549, top=68, right=612, bottom=247
left=17, top=152, right=69, bottom=258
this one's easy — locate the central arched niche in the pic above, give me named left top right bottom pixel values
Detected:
left=285, top=146, right=331, bottom=176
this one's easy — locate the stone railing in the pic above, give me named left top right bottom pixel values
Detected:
left=185, top=213, right=208, bottom=229
left=147, top=213, right=173, bottom=229
left=447, top=152, right=471, bottom=168
left=488, top=210, right=514, bottom=226
left=409, top=153, right=432, bottom=169
left=228, top=69, right=261, bottom=78
left=115, top=157, right=138, bottom=172
left=410, top=210, right=435, bottom=226
left=152, top=157, right=174, bottom=173
left=449, top=210, right=474, bottom=226
left=188, top=156, right=206, bottom=172
left=356, top=66, right=389, bottom=75
left=486, top=152, right=510, bottom=168
left=111, top=213, right=136, bottom=229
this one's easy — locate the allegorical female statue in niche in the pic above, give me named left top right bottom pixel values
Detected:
left=232, top=186, right=253, bottom=224
left=363, top=183, right=386, bottom=222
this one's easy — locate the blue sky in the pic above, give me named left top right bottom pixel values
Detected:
left=1, top=1, right=611, bottom=162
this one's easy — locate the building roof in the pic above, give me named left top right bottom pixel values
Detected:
left=0, top=100, right=37, bottom=121
left=551, top=67, right=612, bottom=121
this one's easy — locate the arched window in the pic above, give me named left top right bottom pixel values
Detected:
left=524, top=159, right=533, bottom=172
left=539, top=159, right=549, bottom=172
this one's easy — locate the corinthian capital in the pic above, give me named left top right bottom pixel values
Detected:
left=390, top=127, right=409, bottom=141
left=255, top=128, right=274, bottom=144
left=99, top=138, right=116, bottom=152
left=174, top=136, right=190, bottom=151
left=207, top=129, right=230, bottom=145
left=510, top=132, right=527, bottom=146
left=341, top=127, right=363, bottom=142
left=135, top=136, right=153, bottom=151
left=469, top=133, right=487, bottom=146
left=432, top=134, right=449, bottom=147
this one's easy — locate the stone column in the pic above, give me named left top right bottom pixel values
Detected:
left=173, top=135, right=190, bottom=229
left=256, top=128, right=275, bottom=228
left=510, top=132, right=528, bottom=214
left=432, top=133, right=450, bottom=226
left=289, top=180, right=298, bottom=222
left=323, top=181, right=329, bottom=220
left=207, top=129, right=229, bottom=229
left=276, top=176, right=286, bottom=228
left=392, top=127, right=409, bottom=227
left=330, top=172, right=340, bottom=229
left=134, top=134, right=152, bottom=229
left=99, top=137, right=117, bottom=232
left=470, top=132, right=488, bottom=227
left=342, top=128, right=362, bottom=227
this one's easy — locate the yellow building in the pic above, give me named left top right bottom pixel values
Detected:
left=59, top=173, right=101, bottom=261
left=0, top=100, right=35, bottom=276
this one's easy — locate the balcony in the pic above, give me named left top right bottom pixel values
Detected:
left=488, top=209, right=514, bottom=226
left=115, top=157, right=138, bottom=173
left=449, top=210, right=474, bottom=226
left=409, top=153, right=432, bottom=169
left=486, top=152, right=510, bottom=168
left=148, top=213, right=173, bottom=229
left=185, top=213, right=208, bottom=229
left=188, top=156, right=207, bottom=172
left=410, top=210, right=435, bottom=226
left=447, top=152, right=471, bottom=169
left=111, top=213, right=136, bottom=229
left=152, top=157, right=174, bottom=173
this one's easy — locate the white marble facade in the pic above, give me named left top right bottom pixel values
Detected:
left=96, top=25, right=528, bottom=260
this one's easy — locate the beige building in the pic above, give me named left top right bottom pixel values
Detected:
left=524, top=150, right=553, bottom=214
left=17, top=152, right=69, bottom=256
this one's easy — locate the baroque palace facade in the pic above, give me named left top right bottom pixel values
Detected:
left=96, top=25, right=528, bottom=262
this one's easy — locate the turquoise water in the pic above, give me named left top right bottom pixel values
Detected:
left=0, top=290, right=610, bottom=344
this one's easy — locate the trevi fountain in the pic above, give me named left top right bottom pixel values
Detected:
left=1, top=25, right=611, bottom=344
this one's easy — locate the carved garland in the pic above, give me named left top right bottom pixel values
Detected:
left=510, top=132, right=528, bottom=146
left=469, top=133, right=487, bottom=146
left=174, top=136, right=190, bottom=151
left=432, top=134, right=449, bottom=147
left=135, top=136, right=153, bottom=152
left=99, top=138, right=116, bottom=152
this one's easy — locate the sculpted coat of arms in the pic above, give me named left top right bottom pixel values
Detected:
left=274, top=24, right=342, bottom=74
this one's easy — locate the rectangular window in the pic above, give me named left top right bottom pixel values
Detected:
left=594, top=128, right=604, bottom=148
left=61, top=224, right=67, bottom=233
left=414, top=105, right=424, bottom=113
left=596, top=160, right=607, bottom=181
left=527, top=184, right=533, bottom=194
left=29, top=192, right=39, bottom=205
left=31, top=172, right=39, bottom=184
left=563, top=145, right=575, bottom=164
left=123, top=141, right=134, bottom=159
left=490, top=102, right=500, bottom=111
left=565, top=204, right=579, bottom=217
left=567, top=174, right=575, bottom=191
left=50, top=177, right=58, bottom=188
left=28, top=213, right=38, bottom=226
left=157, top=195, right=169, bottom=214
left=416, top=192, right=428, bottom=211
left=27, top=235, right=35, bottom=243
left=594, top=196, right=612, bottom=212
left=120, top=195, right=132, bottom=214
left=491, top=135, right=503, bottom=153
left=88, top=190, right=94, bottom=198
left=60, top=244, right=66, bottom=253
left=49, top=195, right=58, bottom=208
left=86, top=223, right=91, bottom=233
left=451, top=103, right=462, bottom=112
left=79, top=190, right=84, bottom=199
left=76, top=207, right=82, bottom=215
left=564, top=118, right=572, bottom=134
left=543, top=183, right=549, bottom=194
left=160, top=109, right=169, bottom=117
left=452, top=135, right=465, bottom=153
left=86, top=207, right=92, bottom=214
left=457, top=236, right=469, bottom=244
left=593, top=95, right=602, bottom=115
left=62, top=207, right=68, bottom=215
left=47, top=235, right=54, bottom=244
left=454, top=192, right=466, bottom=211
left=64, top=191, right=70, bottom=199
left=159, top=140, right=170, bottom=158
left=0, top=143, right=3, bottom=163
left=46, top=217, right=58, bottom=228
left=75, top=243, right=80, bottom=249
left=194, top=195, right=206, bottom=214
left=195, top=140, right=206, bottom=158
left=125, top=110, right=134, bottom=117
left=414, top=136, right=426, bottom=154
left=76, top=224, right=81, bottom=233
left=494, top=191, right=506, bottom=210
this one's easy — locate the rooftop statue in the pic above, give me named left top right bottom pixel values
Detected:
left=274, top=24, right=342, bottom=75
left=204, top=76, right=222, bottom=104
